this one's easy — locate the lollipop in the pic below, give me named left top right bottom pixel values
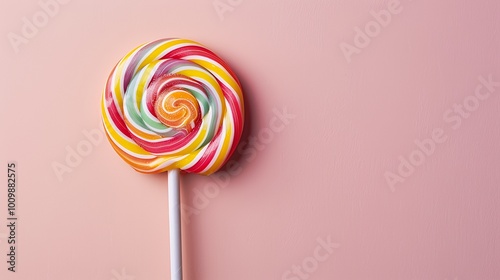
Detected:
left=101, top=38, right=244, bottom=280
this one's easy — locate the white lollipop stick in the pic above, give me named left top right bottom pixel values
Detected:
left=168, top=169, right=182, bottom=280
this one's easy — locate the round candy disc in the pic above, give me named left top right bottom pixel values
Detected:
left=101, top=38, right=244, bottom=175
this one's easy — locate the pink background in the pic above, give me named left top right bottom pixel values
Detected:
left=1, top=0, right=500, bottom=279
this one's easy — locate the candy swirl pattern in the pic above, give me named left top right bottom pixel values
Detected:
left=101, top=38, right=244, bottom=175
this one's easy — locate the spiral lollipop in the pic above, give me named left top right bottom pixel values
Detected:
left=101, top=38, right=244, bottom=280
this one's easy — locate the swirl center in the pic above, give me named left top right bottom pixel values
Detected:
left=155, top=88, right=200, bottom=132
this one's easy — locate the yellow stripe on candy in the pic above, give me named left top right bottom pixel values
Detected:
left=137, top=39, right=196, bottom=70
left=204, top=114, right=234, bottom=174
left=190, top=58, right=243, bottom=100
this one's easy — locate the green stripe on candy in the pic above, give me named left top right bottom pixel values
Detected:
left=124, top=65, right=154, bottom=132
